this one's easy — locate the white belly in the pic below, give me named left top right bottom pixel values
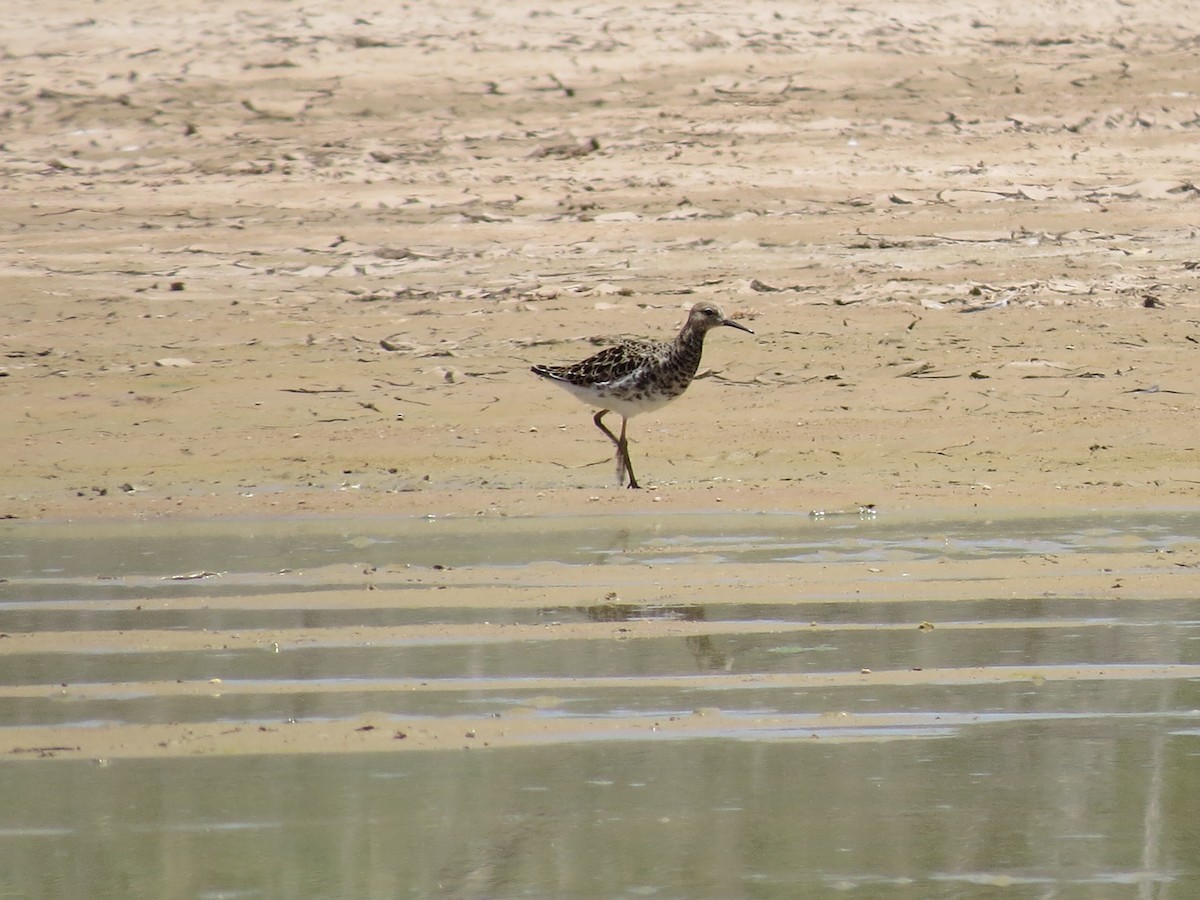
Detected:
left=552, top=379, right=685, bottom=419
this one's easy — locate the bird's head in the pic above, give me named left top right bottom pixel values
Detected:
left=688, top=302, right=754, bottom=334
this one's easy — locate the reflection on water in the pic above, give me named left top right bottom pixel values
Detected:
left=1, top=731, right=1196, bottom=897
left=2, top=510, right=1200, bottom=897
left=4, top=508, right=1200, bottom=579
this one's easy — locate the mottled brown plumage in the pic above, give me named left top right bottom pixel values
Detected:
left=531, top=302, right=753, bottom=488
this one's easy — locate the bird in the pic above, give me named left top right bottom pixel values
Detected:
left=531, top=301, right=754, bottom=489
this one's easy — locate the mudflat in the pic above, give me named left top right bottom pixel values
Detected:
left=4, top=0, right=1199, bottom=522
left=4, top=0, right=1200, bottom=768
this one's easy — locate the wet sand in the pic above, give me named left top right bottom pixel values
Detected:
left=5, top=0, right=1200, bottom=524
left=4, top=511, right=1199, bottom=761
left=4, top=0, right=1200, bottom=765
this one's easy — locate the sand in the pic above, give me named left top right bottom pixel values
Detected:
left=5, top=0, right=1200, bottom=522
left=3, top=0, right=1200, bottom=758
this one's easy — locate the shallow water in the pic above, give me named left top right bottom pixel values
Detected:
left=4, top=731, right=1198, bottom=898
left=5, top=508, right=1200, bottom=577
left=2, top=510, right=1199, bottom=898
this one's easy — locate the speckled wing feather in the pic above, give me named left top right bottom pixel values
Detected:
left=533, top=339, right=664, bottom=387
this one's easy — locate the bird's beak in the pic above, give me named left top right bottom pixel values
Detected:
left=723, top=318, right=754, bottom=334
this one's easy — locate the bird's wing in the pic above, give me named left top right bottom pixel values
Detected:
left=558, top=340, right=659, bottom=385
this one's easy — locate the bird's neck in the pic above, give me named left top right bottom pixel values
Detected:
left=669, top=325, right=709, bottom=374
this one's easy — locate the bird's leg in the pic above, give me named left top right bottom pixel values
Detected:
left=593, top=410, right=640, bottom=489
left=617, top=416, right=640, bottom=489
left=592, top=409, right=621, bottom=448
left=592, top=409, right=627, bottom=485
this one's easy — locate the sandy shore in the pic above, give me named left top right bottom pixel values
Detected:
left=4, top=0, right=1200, bottom=523
left=4, top=1, right=1200, bottom=764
